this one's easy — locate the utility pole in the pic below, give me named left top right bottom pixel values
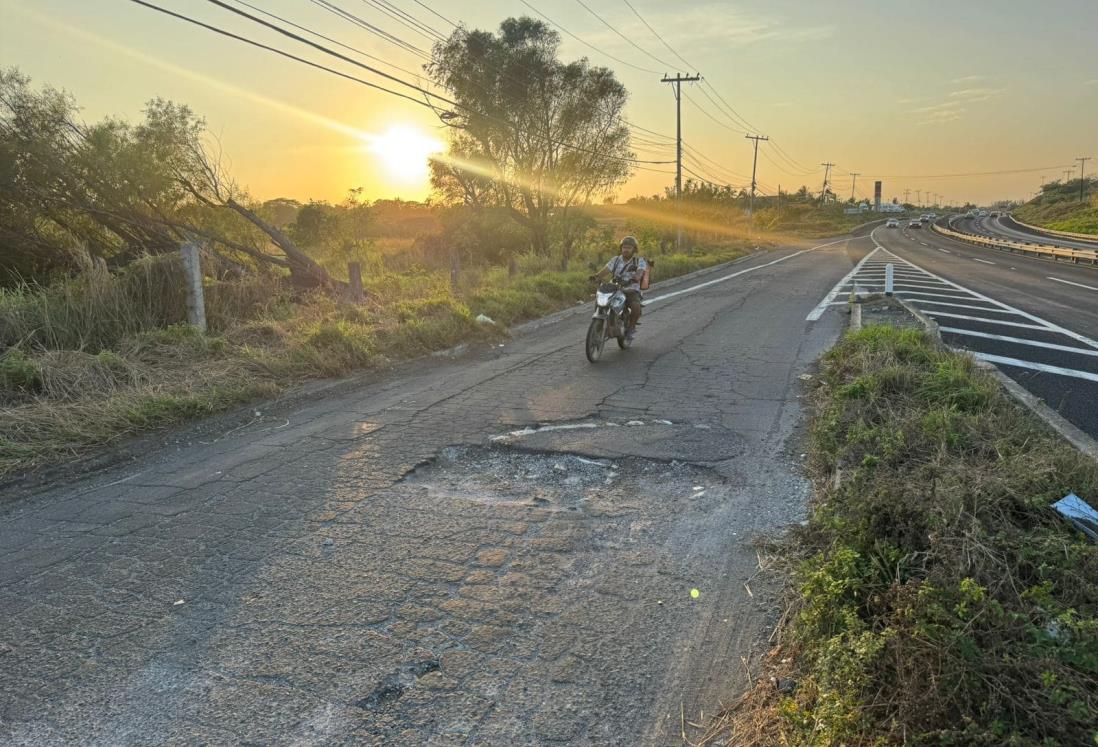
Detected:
left=849, top=172, right=860, bottom=202
left=915, top=189, right=922, bottom=206
left=1078, top=156, right=1092, bottom=202
left=820, top=162, right=834, bottom=203
left=1063, top=168, right=1075, bottom=183
left=744, top=134, right=768, bottom=214
left=903, top=188, right=910, bottom=205
left=661, top=73, right=701, bottom=250
left=777, top=183, right=781, bottom=218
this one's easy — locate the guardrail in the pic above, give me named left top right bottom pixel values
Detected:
left=1006, top=215, right=1098, bottom=245
left=932, top=222, right=1098, bottom=265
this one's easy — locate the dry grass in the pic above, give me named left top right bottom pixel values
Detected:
left=1, top=239, right=753, bottom=478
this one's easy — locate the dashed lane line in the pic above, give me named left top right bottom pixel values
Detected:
left=972, top=258, right=996, bottom=265
left=939, top=327, right=1098, bottom=358
left=973, top=353, right=1098, bottom=384
left=938, top=248, right=951, bottom=254
left=1047, top=276, right=1098, bottom=292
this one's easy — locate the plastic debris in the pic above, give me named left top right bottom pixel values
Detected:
left=690, top=588, right=700, bottom=599
left=653, top=419, right=673, bottom=425
left=173, top=599, right=185, bottom=606
left=693, top=486, right=704, bottom=491
left=475, top=313, right=496, bottom=325
left=626, top=420, right=645, bottom=426
left=1051, top=493, right=1098, bottom=541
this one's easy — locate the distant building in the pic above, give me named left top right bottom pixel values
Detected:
left=877, top=202, right=904, bottom=213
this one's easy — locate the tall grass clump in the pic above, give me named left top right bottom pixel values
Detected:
left=769, top=326, right=1098, bottom=746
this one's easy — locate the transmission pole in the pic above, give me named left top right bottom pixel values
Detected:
left=1078, top=156, right=1092, bottom=202
left=903, top=188, right=910, bottom=205
left=1063, top=169, right=1075, bottom=183
left=661, top=73, right=701, bottom=250
left=744, top=134, right=768, bottom=214
left=820, top=162, right=834, bottom=203
left=849, top=172, right=860, bottom=202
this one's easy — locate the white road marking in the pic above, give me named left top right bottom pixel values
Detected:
left=920, top=310, right=1053, bottom=330
left=906, top=299, right=1020, bottom=314
left=869, top=226, right=1098, bottom=351
left=806, top=246, right=882, bottom=320
left=972, top=258, right=996, bottom=265
left=938, top=248, right=951, bottom=254
left=973, top=353, right=1098, bottom=383
left=893, top=290, right=978, bottom=300
left=1047, top=276, right=1098, bottom=292
left=644, top=237, right=849, bottom=307
left=938, top=327, right=1098, bottom=358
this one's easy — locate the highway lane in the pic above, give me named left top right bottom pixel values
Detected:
left=956, top=214, right=1098, bottom=252
left=869, top=223, right=1098, bottom=437
left=0, top=235, right=876, bottom=745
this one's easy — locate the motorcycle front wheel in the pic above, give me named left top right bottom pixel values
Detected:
left=585, top=318, right=606, bottom=363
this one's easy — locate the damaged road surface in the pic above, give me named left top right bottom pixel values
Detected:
left=0, top=238, right=869, bottom=745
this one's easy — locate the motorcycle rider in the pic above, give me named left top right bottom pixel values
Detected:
left=591, top=235, right=647, bottom=341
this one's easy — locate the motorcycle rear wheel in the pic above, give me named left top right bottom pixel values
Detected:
left=585, top=318, right=606, bottom=363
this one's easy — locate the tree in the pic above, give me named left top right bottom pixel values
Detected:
left=0, top=69, right=333, bottom=288
left=426, top=18, right=633, bottom=255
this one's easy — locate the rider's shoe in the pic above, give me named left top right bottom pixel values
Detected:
left=625, top=327, right=636, bottom=342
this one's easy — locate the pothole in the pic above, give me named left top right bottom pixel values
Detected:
left=401, top=444, right=728, bottom=512
left=490, top=418, right=744, bottom=463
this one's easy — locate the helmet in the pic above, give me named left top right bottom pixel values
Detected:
left=620, top=235, right=639, bottom=249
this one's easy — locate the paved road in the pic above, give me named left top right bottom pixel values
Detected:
left=1, top=236, right=871, bottom=745
left=956, top=214, right=1098, bottom=252
left=828, top=222, right=1098, bottom=438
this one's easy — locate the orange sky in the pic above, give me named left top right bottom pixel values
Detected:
left=2, top=0, right=1095, bottom=206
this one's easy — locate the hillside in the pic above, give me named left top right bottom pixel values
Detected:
left=1013, top=177, right=1098, bottom=235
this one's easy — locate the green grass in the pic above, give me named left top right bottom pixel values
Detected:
left=1013, top=178, right=1098, bottom=235
left=771, top=326, right=1098, bottom=746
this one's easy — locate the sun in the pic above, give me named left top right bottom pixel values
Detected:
left=364, top=125, right=445, bottom=183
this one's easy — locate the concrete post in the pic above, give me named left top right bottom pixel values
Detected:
left=885, top=263, right=894, bottom=296
left=180, top=241, right=206, bottom=333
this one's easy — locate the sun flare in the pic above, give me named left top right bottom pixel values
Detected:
left=364, top=125, right=445, bottom=183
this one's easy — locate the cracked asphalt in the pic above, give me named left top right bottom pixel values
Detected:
left=1, top=235, right=871, bottom=745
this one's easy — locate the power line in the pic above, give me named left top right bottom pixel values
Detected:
left=620, top=0, right=694, bottom=71
left=229, top=0, right=442, bottom=88
left=574, top=0, right=677, bottom=70
left=518, top=0, right=660, bottom=74
left=410, top=0, right=457, bottom=28
left=130, top=0, right=676, bottom=169
left=309, top=0, right=428, bottom=57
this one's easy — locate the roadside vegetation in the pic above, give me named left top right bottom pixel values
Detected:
left=720, top=326, right=1098, bottom=745
left=1, top=20, right=860, bottom=479
left=1013, top=177, right=1098, bottom=235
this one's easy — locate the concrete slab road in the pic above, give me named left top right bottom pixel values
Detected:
left=1, top=236, right=874, bottom=745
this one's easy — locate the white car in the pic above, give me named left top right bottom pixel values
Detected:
left=908, top=219, right=922, bottom=229
left=886, top=219, right=899, bottom=228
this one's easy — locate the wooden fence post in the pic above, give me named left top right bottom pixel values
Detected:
left=180, top=241, right=206, bottom=333
left=348, top=261, right=365, bottom=302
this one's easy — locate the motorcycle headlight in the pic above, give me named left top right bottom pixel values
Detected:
left=610, top=293, right=626, bottom=311
left=596, top=291, right=613, bottom=305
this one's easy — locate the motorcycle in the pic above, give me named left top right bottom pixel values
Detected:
left=585, top=277, right=633, bottom=363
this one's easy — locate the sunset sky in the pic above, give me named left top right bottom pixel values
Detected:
left=2, top=0, right=1095, bottom=206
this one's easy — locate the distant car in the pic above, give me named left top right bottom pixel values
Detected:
left=977, top=209, right=989, bottom=217
left=990, top=211, right=1000, bottom=217
left=927, top=212, right=938, bottom=220
left=886, top=218, right=899, bottom=228
left=908, top=220, right=922, bottom=229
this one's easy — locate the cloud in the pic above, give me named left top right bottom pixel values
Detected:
left=913, top=101, right=964, bottom=113
left=950, top=75, right=984, bottom=84
left=918, top=107, right=965, bottom=126
left=948, top=87, right=1004, bottom=102
left=578, top=4, right=833, bottom=55
left=1085, top=78, right=1098, bottom=86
